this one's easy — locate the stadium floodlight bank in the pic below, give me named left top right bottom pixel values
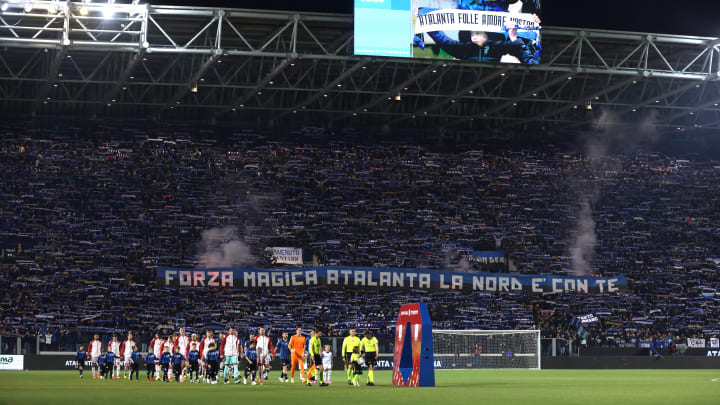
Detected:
left=432, top=330, right=540, bottom=370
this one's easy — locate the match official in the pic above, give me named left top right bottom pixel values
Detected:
left=341, top=328, right=361, bottom=385
left=309, top=330, right=328, bottom=386
left=360, top=330, right=378, bottom=386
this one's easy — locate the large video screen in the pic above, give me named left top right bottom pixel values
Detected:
left=354, top=0, right=542, bottom=65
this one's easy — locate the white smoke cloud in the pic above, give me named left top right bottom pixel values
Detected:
left=196, top=226, right=255, bottom=268
left=568, top=109, right=658, bottom=275
left=570, top=200, right=597, bottom=276
left=568, top=112, right=612, bottom=275
left=442, top=247, right=473, bottom=272
left=455, top=256, right=472, bottom=273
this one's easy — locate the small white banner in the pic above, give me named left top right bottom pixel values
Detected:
left=710, top=338, right=719, bottom=348
left=266, top=247, right=303, bottom=265
left=687, top=338, right=706, bottom=348
left=0, top=355, right=23, bottom=370
left=578, top=314, right=599, bottom=324
left=415, top=9, right=538, bottom=35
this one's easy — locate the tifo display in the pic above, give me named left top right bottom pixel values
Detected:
left=1, top=128, right=718, bottom=349
left=2, top=1, right=720, bottom=404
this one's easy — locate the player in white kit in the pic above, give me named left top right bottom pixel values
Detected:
left=108, top=334, right=122, bottom=379
left=254, top=328, right=274, bottom=384
left=163, top=334, right=176, bottom=379
left=88, top=334, right=103, bottom=379
left=199, top=330, right=215, bottom=383
left=174, top=328, right=190, bottom=381
left=120, top=332, right=135, bottom=379
left=150, top=333, right=164, bottom=381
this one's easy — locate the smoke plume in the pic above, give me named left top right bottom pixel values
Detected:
left=570, top=199, right=597, bottom=275
left=454, top=256, right=472, bottom=272
left=569, top=109, right=658, bottom=275
left=196, top=226, right=255, bottom=268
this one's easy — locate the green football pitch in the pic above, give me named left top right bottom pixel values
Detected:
left=0, top=370, right=718, bottom=405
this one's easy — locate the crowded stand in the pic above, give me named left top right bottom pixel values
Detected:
left=0, top=121, right=718, bottom=355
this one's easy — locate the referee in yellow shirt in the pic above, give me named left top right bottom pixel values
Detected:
left=341, top=328, right=361, bottom=385
left=360, top=330, right=378, bottom=386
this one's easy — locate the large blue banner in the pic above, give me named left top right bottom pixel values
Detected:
left=157, top=266, right=627, bottom=294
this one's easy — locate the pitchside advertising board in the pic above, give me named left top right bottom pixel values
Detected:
left=354, top=0, right=541, bottom=64
left=18, top=351, right=720, bottom=371
left=158, top=266, right=628, bottom=294
left=0, top=355, right=23, bottom=370
left=20, top=354, right=442, bottom=371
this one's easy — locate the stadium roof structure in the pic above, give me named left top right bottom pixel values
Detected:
left=1, top=0, right=720, bottom=135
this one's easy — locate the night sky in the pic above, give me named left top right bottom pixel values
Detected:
left=165, top=0, right=720, bottom=37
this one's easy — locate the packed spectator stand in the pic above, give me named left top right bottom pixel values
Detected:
left=0, top=121, right=718, bottom=355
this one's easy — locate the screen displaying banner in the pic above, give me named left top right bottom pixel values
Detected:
left=265, top=247, right=303, bottom=265
left=0, top=355, right=24, bottom=370
left=158, top=266, right=627, bottom=294
left=354, top=0, right=542, bottom=64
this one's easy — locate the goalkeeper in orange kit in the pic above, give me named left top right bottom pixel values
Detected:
left=288, top=327, right=307, bottom=384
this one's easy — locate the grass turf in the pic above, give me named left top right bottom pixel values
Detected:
left=0, top=370, right=718, bottom=405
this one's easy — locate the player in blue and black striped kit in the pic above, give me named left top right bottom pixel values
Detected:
left=160, top=347, right=172, bottom=382
left=275, top=332, right=291, bottom=383
left=97, top=351, right=106, bottom=379
left=98, top=350, right=108, bottom=379
left=187, top=343, right=201, bottom=383
left=144, top=348, right=157, bottom=381
left=75, top=346, right=87, bottom=379
left=244, top=342, right=258, bottom=385
left=205, top=342, right=221, bottom=384
left=171, top=346, right=185, bottom=382
left=104, top=350, right=115, bottom=380
left=129, top=346, right=142, bottom=381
